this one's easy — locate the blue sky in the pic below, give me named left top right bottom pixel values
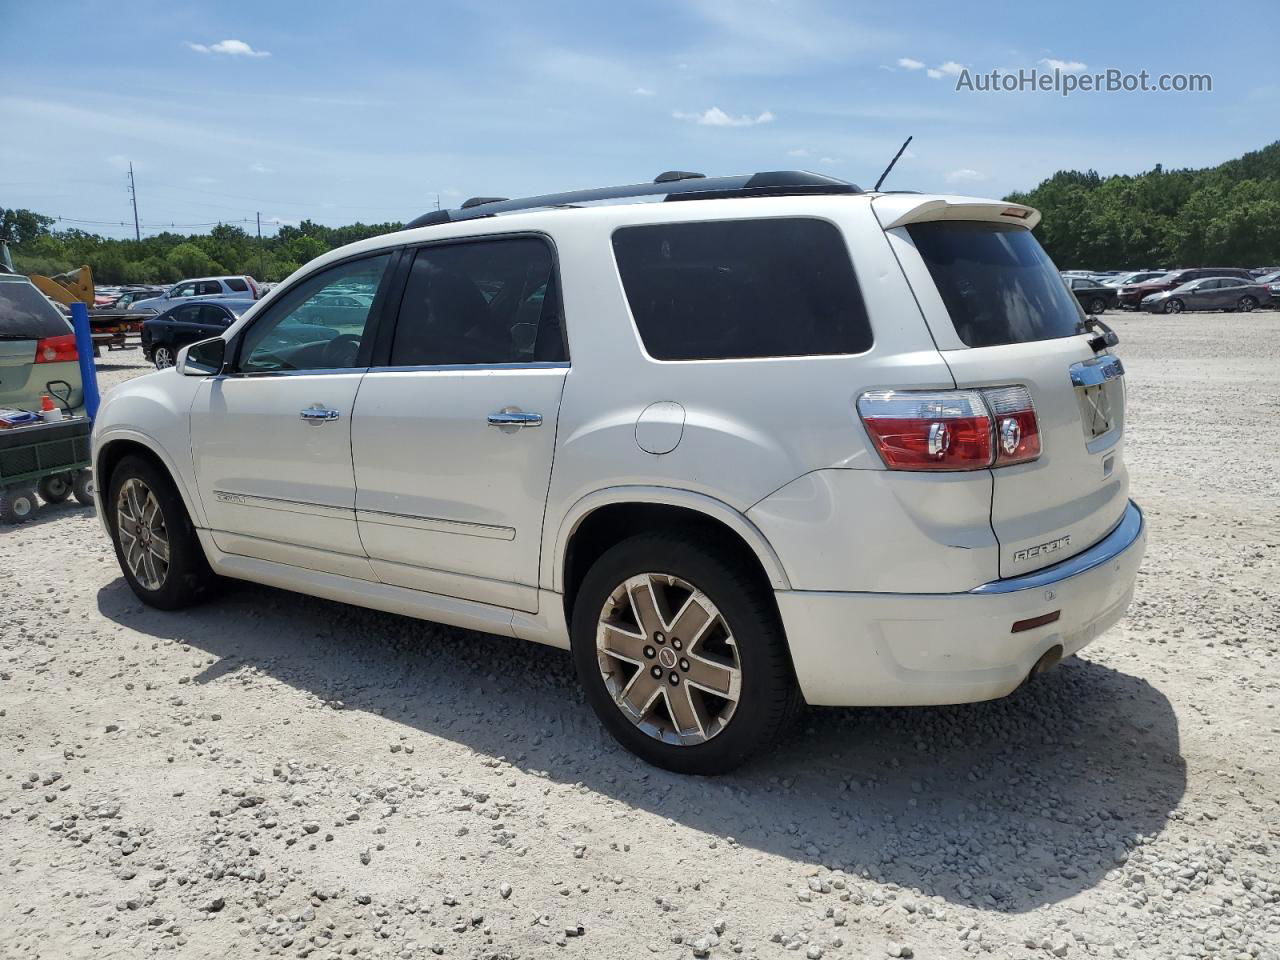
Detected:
left=3, top=0, right=1275, bottom=239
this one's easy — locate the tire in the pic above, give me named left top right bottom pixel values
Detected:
left=37, top=473, right=73, bottom=504
left=1087, top=297, right=1107, bottom=315
left=570, top=532, right=800, bottom=775
left=72, top=469, right=96, bottom=506
left=106, top=454, right=214, bottom=609
left=0, top=486, right=38, bottom=524
left=153, top=345, right=175, bottom=369
left=1239, top=296, right=1258, bottom=313
left=1164, top=299, right=1183, bottom=314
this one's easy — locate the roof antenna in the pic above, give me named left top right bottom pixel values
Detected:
left=873, top=135, right=913, bottom=192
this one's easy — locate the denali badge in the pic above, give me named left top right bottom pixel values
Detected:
left=1014, top=535, right=1071, bottom=563
left=215, top=491, right=247, bottom=505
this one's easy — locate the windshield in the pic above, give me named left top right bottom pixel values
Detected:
left=906, top=221, right=1084, bottom=348
left=0, top=278, right=73, bottom=340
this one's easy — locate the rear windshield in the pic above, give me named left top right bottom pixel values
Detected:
left=0, top=279, right=72, bottom=340
left=613, top=218, right=873, bottom=360
left=225, top=278, right=249, bottom=292
left=907, top=221, right=1083, bottom=348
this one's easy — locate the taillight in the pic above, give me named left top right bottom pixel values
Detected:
left=34, top=334, right=78, bottom=364
left=983, top=385, right=1040, bottom=465
left=857, top=386, right=1040, bottom=472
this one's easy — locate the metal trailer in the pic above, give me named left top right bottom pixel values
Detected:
left=0, top=418, right=94, bottom=523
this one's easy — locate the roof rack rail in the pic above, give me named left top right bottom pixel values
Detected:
left=403, top=170, right=860, bottom=230
left=654, top=170, right=705, bottom=183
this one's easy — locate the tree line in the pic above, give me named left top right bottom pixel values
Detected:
left=4, top=140, right=1278, bottom=283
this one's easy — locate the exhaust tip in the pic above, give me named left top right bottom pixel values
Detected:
left=1030, top=644, right=1064, bottom=677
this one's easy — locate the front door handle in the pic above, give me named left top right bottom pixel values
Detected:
left=300, top=405, right=340, bottom=424
left=487, top=410, right=543, bottom=428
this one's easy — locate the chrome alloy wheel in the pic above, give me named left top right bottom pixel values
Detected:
left=154, top=345, right=175, bottom=369
left=116, top=477, right=170, bottom=591
left=595, top=573, right=742, bottom=746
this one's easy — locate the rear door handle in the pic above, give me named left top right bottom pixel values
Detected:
left=300, top=405, right=340, bottom=423
left=487, top=410, right=542, bottom=428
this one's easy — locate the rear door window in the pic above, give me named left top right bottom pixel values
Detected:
left=0, top=278, right=72, bottom=340
left=906, top=221, right=1083, bottom=348
left=612, top=218, right=871, bottom=360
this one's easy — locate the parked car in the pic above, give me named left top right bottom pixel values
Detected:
left=130, top=275, right=261, bottom=314
left=91, top=171, right=1146, bottom=774
left=1117, top=267, right=1255, bottom=308
left=0, top=273, right=84, bottom=416
left=98, top=286, right=167, bottom=311
left=1104, top=271, right=1166, bottom=287
left=1065, top=277, right=1119, bottom=314
left=1139, top=277, right=1271, bottom=314
left=141, top=299, right=257, bottom=369
left=1254, top=270, right=1280, bottom=303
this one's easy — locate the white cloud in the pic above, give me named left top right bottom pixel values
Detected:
left=946, top=168, right=986, bottom=183
left=927, top=60, right=966, bottom=79
left=673, top=107, right=775, bottom=127
left=186, top=39, right=271, bottom=58
left=633, top=86, right=654, bottom=96
left=787, top=148, right=811, bottom=157
left=819, top=156, right=838, bottom=164
left=897, top=57, right=925, bottom=70
left=1040, top=58, right=1087, bottom=73
left=249, top=161, right=272, bottom=173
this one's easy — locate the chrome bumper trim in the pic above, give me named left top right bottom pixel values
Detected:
left=970, top=501, right=1144, bottom=595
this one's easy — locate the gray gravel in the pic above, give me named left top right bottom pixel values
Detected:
left=1, top=314, right=1278, bottom=959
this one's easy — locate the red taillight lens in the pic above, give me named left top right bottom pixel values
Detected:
left=858, top=386, right=1040, bottom=472
left=34, top=334, right=78, bottom=364
left=857, top=390, right=993, bottom=471
left=983, top=385, right=1040, bottom=465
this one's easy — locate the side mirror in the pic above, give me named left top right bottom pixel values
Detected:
left=179, top=337, right=227, bottom=376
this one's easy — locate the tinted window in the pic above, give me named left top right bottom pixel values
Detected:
left=197, top=281, right=222, bottom=296
left=389, top=237, right=564, bottom=365
left=170, top=305, right=202, bottom=322
left=906, top=221, right=1083, bottom=348
left=197, top=305, right=232, bottom=325
left=225, top=278, right=248, bottom=292
left=238, top=254, right=390, bottom=373
left=0, top=278, right=71, bottom=339
left=613, top=218, right=870, bottom=360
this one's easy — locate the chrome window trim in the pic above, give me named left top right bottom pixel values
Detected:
left=969, top=501, right=1144, bottom=595
left=364, top=361, right=570, bottom=374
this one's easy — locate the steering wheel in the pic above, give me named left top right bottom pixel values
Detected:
left=320, top=333, right=361, bottom=369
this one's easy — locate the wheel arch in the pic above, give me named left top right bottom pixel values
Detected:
left=551, top=487, right=792, bottom=621
left=95, top=431, right=205, bottom=529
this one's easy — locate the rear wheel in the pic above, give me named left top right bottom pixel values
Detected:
left=72, top=470, right=95, bottom=506
left=571, top=532, right=799, bottom=775
left=1087, top=297, right=1107, bottom=315
left=1239, top=295, right=1258, bottom=313
left=1164, top=298, right=1184, bottom=314
left=153, top=345, right=175, bottom=369
left=107, top=455, right=214, bottom=609
left=0, top=486, right=38, bottom=524
left=37, top=473, right=72, bottom=504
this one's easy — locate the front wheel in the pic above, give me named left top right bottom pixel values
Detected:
left=1164, top=298, right=1184, bottom=314
left=153, top=345, right=175, bottom=369
left=570, top=532, right=799, bottom=775
left=0, top=486, right=38, bottom=524
left=72, top=469, right=96, bottom=506
left=107, top=455, right=214, bottom=609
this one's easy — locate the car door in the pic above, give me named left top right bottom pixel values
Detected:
left=1214, top=278, right=1242, bottom=308
left=189, top=252, right=394, bottom=578
left=351, top=235, right=568, bottom=612
left=193, top=304, right=234, bottom=343
left=160, top=304, right=202, bottom=348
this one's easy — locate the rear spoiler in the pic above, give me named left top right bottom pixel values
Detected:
left=872, top=195, right=1041, bottom=231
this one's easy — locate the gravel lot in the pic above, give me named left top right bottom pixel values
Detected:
left=2, top=313, right=1277, bottom=960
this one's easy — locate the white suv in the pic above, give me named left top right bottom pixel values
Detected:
left=91, top=171, right=1146, bottom=774
left=130, top=275, right=261, bottom=314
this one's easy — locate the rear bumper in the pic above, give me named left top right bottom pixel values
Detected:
left=777, top=501, right=1147, bottom=706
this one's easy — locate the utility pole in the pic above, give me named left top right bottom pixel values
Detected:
left=127, top=162, right=141, bottom=241
left=256, top=212, right=265, bottom=279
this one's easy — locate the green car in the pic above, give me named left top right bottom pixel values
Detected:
left=0, top=273, right=84, bottom=417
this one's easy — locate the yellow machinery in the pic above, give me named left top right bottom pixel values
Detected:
left=29, top=265, right=95, bottom=307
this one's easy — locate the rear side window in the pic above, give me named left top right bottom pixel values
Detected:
left=389, top=237, right=565, bottom=366
left=225, top=278, right=249, bottom=292
left=907, top=221, right=1083, bottom=348
left=0, top=278, right=71, bottom=339
left=612, top=218, right=872, bottom=360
